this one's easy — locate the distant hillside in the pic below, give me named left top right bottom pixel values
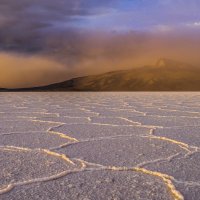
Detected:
left=1, top=59, right=200, bottom=91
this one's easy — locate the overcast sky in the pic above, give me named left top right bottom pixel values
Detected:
left=1, top=0, right=200, bottom=88
left=1, top=0, right=200, bottom=34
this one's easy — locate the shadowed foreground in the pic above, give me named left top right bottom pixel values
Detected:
left=0, top=92, right=200, bottom=200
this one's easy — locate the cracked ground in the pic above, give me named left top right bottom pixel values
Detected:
left=0, top=92, right=200, bottom=200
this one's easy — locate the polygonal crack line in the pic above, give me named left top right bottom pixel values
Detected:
left=50, top=131, right=193, bottom=200
left=0, top=145, right=80, bottom=195
left=1, top=115, right=198, bottom=155
left=46, top=123, right=198, bottom=199
left=0, top=146, right=75, bottom=165
left=0, top=152, right=184, bottom=200
left=0, top=131, right=44, bottom=136
left=0, top=127, right=79, bottom=148
left=51, top=128, right=195, bottom=156
left=1, top=118, right=101, bottom=150
left=0, top=111, right=60, bottom=117
left=159, top=107, right=200, bottom=114
left=50, top=134, right=146, bottom=150
left=31, top=119, right=79, bottom=143
left=146, top=114, right=200, bottom=119
left=98, top=115, right=200, bottom=129
left=1, top=109, right=196, bottom=199
left=148, top=127, right=200, bottom=153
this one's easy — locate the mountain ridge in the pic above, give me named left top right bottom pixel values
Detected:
left=1, top=59, right=200, bottom=91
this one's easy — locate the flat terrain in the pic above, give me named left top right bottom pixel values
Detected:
left=0, top=92, right=200, bottom=200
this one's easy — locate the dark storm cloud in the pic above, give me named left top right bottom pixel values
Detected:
left=0, top=0, right=87, bottom=52
left=0, top=0, right=200, bottom=54
left=0, top=0, right=127, bottom=55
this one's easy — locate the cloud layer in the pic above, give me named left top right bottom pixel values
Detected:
left=0, top=0, right=200, bottom=88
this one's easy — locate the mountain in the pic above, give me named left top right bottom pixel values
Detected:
left=1, top=59, right=200, bottom=91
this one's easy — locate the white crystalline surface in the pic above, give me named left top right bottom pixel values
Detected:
left=0, top=92, right=200, bottom=200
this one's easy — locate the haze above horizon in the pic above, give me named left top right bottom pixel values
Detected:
left=0, top=0, right=200, bottom=88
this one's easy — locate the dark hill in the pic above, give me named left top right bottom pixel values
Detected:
left=1, top=59, right=200, bottom=91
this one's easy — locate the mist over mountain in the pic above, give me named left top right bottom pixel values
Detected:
left=2, top=59, right=200, bottom=91
left=1, top=0, right=200, bottom=89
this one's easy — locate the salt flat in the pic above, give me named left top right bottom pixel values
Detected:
left=0, top=92, right=200, bottom=200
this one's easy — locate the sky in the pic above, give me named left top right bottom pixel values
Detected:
left=1, top=0, right=200, bottom=88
